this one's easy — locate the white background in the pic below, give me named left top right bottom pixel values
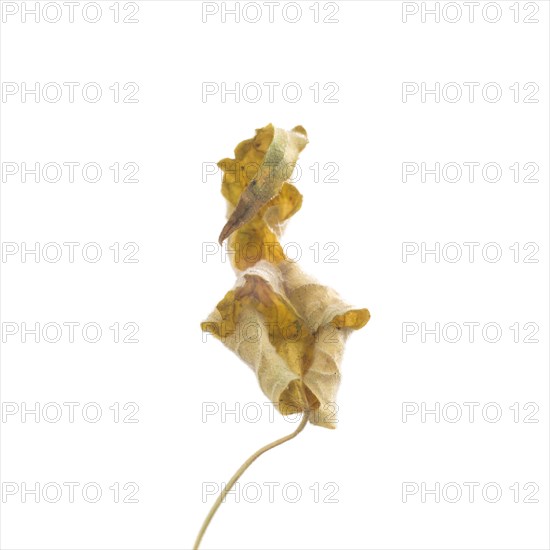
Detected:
left=1, top=1, right=549, bottom=549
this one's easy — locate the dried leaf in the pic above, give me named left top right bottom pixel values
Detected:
left=217, top=124, right=306, bottom=269
left=195, top=124, right=370, bottom=548
left=203, top=125, right=369, bottom=429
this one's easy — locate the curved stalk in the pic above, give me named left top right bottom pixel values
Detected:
left=193, top=408, right=310, bottom=549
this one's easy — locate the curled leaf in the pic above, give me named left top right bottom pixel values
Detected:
left=202, top=260, right=369, bottom=428
left=203, top=124, right=369, bottom=428
left=217, top=124, right=307, bottom=269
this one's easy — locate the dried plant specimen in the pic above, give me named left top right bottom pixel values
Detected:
left=194, top=124, right=370, bottom=549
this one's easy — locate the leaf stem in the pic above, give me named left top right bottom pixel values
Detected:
left=193, top=407, right=310, bottom=549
